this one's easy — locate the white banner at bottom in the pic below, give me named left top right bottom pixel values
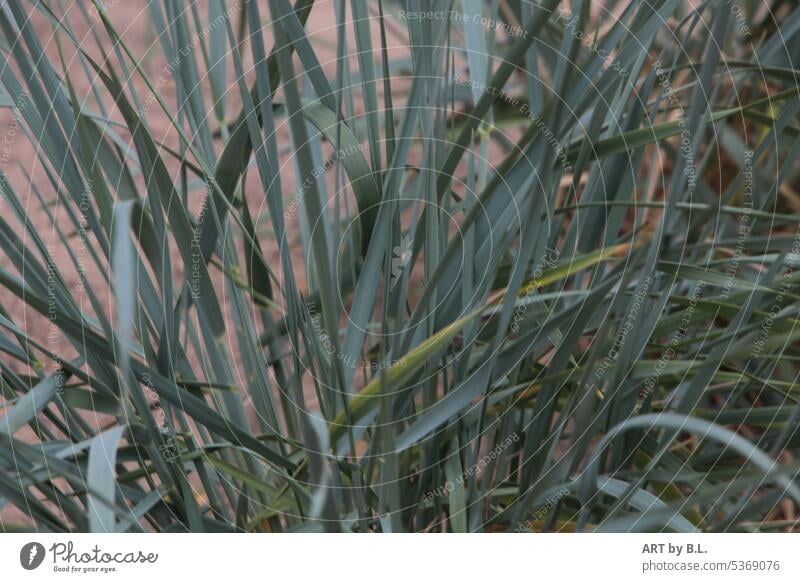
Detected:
left=0, top=533, right=796, bottom=581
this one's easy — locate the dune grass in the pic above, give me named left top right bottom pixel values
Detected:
left=0, top=0, right=799, bottom=532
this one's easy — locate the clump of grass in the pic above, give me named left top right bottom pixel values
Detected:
left=0, top=0, right=799, bottom=532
